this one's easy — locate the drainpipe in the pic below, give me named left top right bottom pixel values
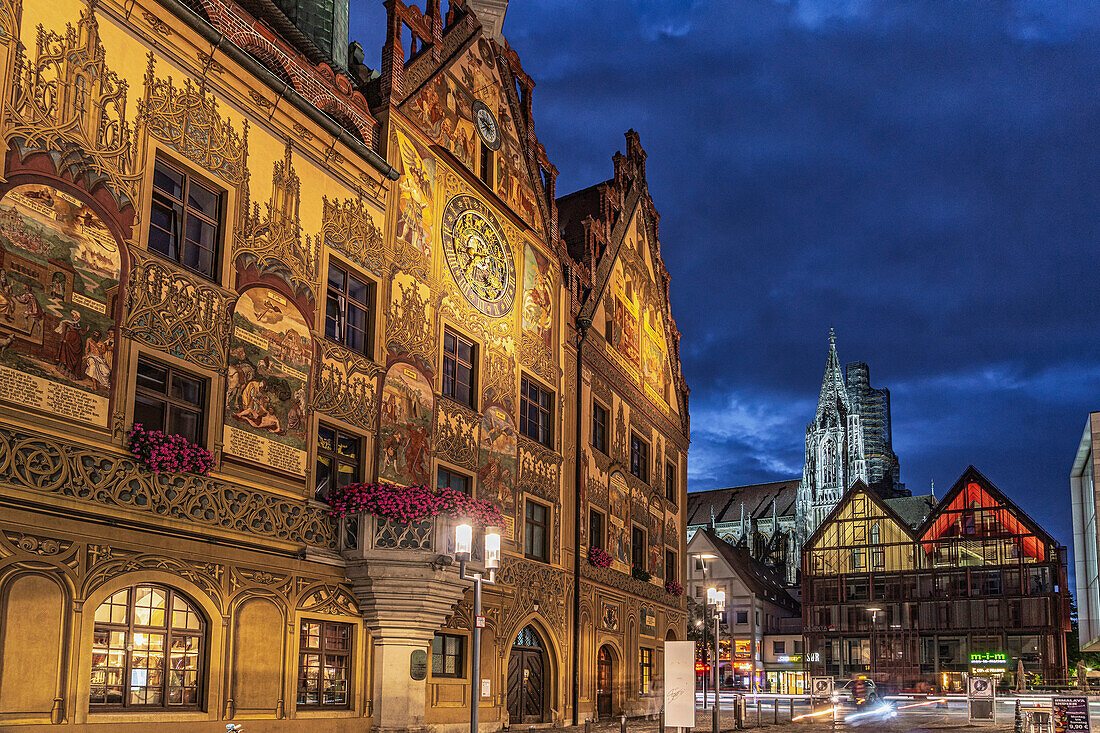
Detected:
left=571, top=314, right=591, bottom=726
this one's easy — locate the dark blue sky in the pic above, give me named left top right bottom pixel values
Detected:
left=351, top=1, right=1100, bottom=560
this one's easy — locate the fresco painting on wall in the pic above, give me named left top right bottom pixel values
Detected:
left=405, top=40, right=542, bottom=234
left=394, top=128, right=435, bottom=262
left=649, top=506, right=664, bottom=580
left=223, top=287, right=312, bottom=475
left=521, top=243, right=554, bottom=348
left=606, top=269, right=640, bottom=379
left=478, top=405, right=517, bottom=513
left=609, top=473, right=630, bottom=568
left=643, top=307, right=669, bottom=405
left=378, top=363, right=434, bottom=486
left=0, top=185, right=120, bottom=427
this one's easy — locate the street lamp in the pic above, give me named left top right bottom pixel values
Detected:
left=866, top=607, right=882, bottom=683
left=692, top=553, right=717, bottom=710
left=712, top=589, right=726, bottom=704
left=456, top=523, right=501, bottom=733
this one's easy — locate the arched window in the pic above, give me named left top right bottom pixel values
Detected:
left=821, top=439, right=838, bottom=487
left=90, top=585, right=205, bottom=708
left=514, top=625, right=542, bottom=648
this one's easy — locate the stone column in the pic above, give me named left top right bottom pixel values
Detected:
left=342, top=515, right=471, bottom=733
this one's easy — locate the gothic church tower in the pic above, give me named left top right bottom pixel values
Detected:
left=795, top=330, right=868, bottom=550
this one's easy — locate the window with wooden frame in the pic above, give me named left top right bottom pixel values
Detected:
left=133, top=356, right=206, bottom=445
left=297, top=620, right=351, bottom=708
left=592, top=400, right=609, bottom=455
left=325, top=261, right=375, bottom=356
left=442, top=328, right=477, bottom=408
left=479, top=142, right=493, bottom=187
left=589, top=509, right=605, bottom=551
left=90, top=585, right=204, bottom=708
left=437, top=466, right=472, bottom=496
left=632, top=525, right=646, bottom=570
left=148, top=156, right=222, bottom=279
left=431, top=632, right=466, bottom=678
left=639, top=648, right=653, bottom=694
left=665, top=549, right=677, bottom=582
left=520, top=375, right=553, bottom=447
left=315, top=424, right=362, bottom=500
left=524, top=499, right=550, bottom=562
left=665, top=460, right=677, bottom=503
left=630, top=432, right=650, bottom=483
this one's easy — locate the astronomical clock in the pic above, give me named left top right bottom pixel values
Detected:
left=441, top=194, right=516, bottom=317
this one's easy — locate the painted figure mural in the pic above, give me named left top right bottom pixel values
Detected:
left=394, top=128, right=435, bottom=262
left=223, top=287, right=313, bottom=475
left=405, top=40, right=542, bottom=233
left=642, top=307, right=669, bottom=404
left=378, top=363, right=434, bottom=486
left=609, top=473, right=630, bottom=567
left=521, top=243, right=554, bottom=347
left=608, top=269, right=640, bottom=371
left=0, top=185, right=120, bottom=427
left=479, top=405, right=517, bottom=513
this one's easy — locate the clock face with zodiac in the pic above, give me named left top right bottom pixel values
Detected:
left=472, top=100, right=502, bottom=151
left=441, top=194, right=515, bottom=317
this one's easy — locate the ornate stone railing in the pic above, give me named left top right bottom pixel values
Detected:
left=0, top=424, right=335, bottom=548
left=582, top=562, right=684, bottom=607
left=338, top=512, right=459, bottom=559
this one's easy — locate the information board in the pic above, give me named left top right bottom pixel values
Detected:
left=811, top=676, right=833, bottom=698
left=663, top=641, right=695, bottom=728
left=1054, top=696, right=1091, bottom=733
left=967, top=675, right=995, bottom=723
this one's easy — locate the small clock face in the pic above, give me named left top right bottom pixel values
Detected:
left=472, top=100, right=502, bottom=151
left=442, top=195, right=515, bottom=317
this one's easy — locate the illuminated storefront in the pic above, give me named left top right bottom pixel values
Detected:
left=802, top=469, right=1070, bottom=691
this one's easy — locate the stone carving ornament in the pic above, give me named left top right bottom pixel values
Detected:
left=4, top=9, right=141, bottom=215
left=0, top=425, right=336, bottom=548
left=124, top=250, right=236, bottom=370
left=312, top=339, right=383, bottom=431
left=140, top=54, right=249, bottom=186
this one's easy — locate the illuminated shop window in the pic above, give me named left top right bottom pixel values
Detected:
left=90, top=585, right=204, bottom=708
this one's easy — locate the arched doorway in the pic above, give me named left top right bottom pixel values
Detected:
left=596, top=645, right=614, bottom=719
left=507, top=625, right=546, bottom=723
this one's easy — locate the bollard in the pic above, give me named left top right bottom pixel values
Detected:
left=773, top=698, right=778, bottom=724
left=620, top=713, right=627, bottom=733
left=756, top=697, right=761, bottom=726
left=659, top=710, right=664, bottom=733
left=789, top=698, right=794, bottom=721
left=586, top=720, right=592, bottom=733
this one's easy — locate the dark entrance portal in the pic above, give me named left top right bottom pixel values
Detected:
left=507, top=625, right=546, bottom=723
left=596, top=645, right=614, bottom=719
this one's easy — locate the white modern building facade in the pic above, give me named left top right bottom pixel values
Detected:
left=1071, top=411, right=1100, bottom=651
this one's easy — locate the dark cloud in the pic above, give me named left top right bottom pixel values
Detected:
left=350, top=1, right=1100, bottom=570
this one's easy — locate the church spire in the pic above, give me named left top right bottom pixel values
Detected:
left=817, top=327, right=850, bottom=417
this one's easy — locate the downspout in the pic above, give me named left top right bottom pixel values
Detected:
left=571, top=314, right=591, bottom=726
left=157, top=0, right=400, bottom=181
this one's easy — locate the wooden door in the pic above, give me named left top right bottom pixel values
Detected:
left=507, top=627, right=546, bottom=723
left=596, top=646, right=613, bottom=719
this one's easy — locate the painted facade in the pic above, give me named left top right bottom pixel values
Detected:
left=0, top=0, right=690, bottom=731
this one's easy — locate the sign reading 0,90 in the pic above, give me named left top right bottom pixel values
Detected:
left=441, top=194, right=516, bottom=318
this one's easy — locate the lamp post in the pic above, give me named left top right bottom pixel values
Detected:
left=455, top=523, right=502, bottom=733
left=693, top=553, right=717, bottom=710
left=707, top=587, right=725, bottom=733
left=866, top=607, right=882, bottom=684
left=708, top=588, right=726, bottom=733
left=696, top=619, right=707, bottom=709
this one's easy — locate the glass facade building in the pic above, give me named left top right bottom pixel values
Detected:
left=802, top=468, right=1070, bottom=692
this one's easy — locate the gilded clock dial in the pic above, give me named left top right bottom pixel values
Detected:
left=442, top=195, right=515, bottom=317
left=472, top=100, right=502, bottom=151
